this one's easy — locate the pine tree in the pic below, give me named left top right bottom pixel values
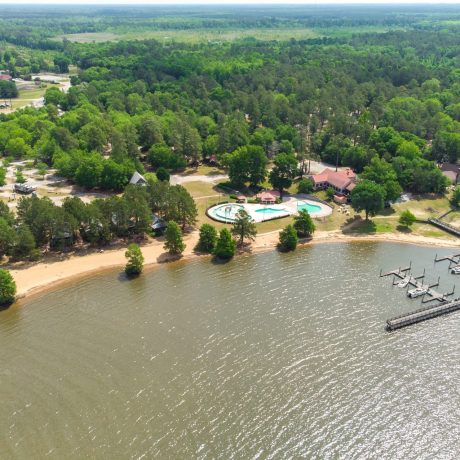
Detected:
left=231, top=209, right=257, bottom=246
left=164, top=221, right=186, bottom=255
left=278, top=224, right=298, bottom=252
left=197, top=223, right=218, bottom=253
left=214, top=228, right=236, bottom=260
left=125, top=243, right=144, bottom=276
left=0, top=269, right=16, bottom=306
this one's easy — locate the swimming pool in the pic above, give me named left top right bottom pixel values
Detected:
left=297, top=202, right=322, bottom=214
left=208, top=204, right=246, bottom=223
left=254, top=207, right=288, bottom=214
left=207, top=198, right=332, bottom=224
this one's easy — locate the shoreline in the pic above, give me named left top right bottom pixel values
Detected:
left=8, top=230, right=460, bottom=304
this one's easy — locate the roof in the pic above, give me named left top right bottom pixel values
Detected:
left=129, top=171, right=147, bottom=185
left=346, top=182, right=356, bottom=192
left=440, top=163, right=459, bottom=173
left=256, top=190, right=280, bottom=199
left=258, top=192, right=276, bottom=202
left=0, top=74, right=12, bottom=80
left=311, top=168, right=356, bottom=190
left=442, top=171, right=457, bottom=183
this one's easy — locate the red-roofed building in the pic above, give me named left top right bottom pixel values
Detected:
left=0, top=74, right=12, bottom=80
left=256, top=190, right=280, bottom=204
left=310, top=168, right=356, bottom=194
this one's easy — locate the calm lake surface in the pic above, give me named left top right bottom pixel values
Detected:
left=1, top=242, right=460, bottom=459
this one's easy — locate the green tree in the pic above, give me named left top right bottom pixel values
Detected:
left=13, top=225, right=36, bottom=260
left=269, top=153, right=298, bottom=198
left=278, top=224, right=298, bottom=251
left=164, top=221, right=185, bottom=255
left=0, top=166, right=6, bottom=186
left=125, top=243, right=144, bottom=276
left=36, top=162, right=48, bottom=180
left=351, top=180, right=386, bottom=220
left=0, top=218, right=16, bottom=258
left=197, top=223, right=218, bottom=253
left=399, top=210, right=416, bottom=228
left=326, top=187, right=335, bottom=201
left=156, top=167, right=170, bottom=182
left=297, top=178, right=314, bottom=194
left=293, top=210, right=316, bottom=238
left=214, top=228, right=236, bottom=260
left=0, top=269, right=16, bottom=306
left=224, top=145, right=267, bottom=188
left=231, top=209, right=257, bottom=246
left=450, top=186, right=460, bottom=208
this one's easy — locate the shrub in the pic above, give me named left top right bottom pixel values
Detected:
left=0, top=269, right=16, bottom=306
left=278, top=224, right=298, bottom=251
left=229, top=194, right=238, bottom=200
left=125, top=243, right=144, bottom=276
left=197, top=223, right=218, bottom=253
left=214, top=228, right=236, bottom=260
left=399, top=210, right=416, bottom=228
left=298, top=178, right=314, bottom=194
left=326, top=187, right=335, bottom=201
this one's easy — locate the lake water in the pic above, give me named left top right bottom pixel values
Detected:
left=1, top=242, right=460, bottom=459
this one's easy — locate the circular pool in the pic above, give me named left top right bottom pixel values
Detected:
left=207, top=203, right=246, bottom=223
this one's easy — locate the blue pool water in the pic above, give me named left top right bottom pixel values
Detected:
left=297, top=202, right=322, bottom=214
left=254, top=207, right=287, bottom=214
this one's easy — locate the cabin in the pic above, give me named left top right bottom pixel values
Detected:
left=129, top=171, right=147, bottom=186
left=151, top=214, right=167, bottom=235
left=440, top=163, right=460, bottom=184
left=310, top=168, right=356, bottom=194
left=0, top=74, right=12, bottom=81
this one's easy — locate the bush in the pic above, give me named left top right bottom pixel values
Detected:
left=278, top=224, right=298, bottom=251
left=0, top=269, right=16, bottom=306
left=229, top=194, right=238, bottom=200
left=326, top=187, right=335, bottom=201
left=399, top=210, right=416, bottom=228
left=125, top=243, right=144, bottom=276
left=214, top=228, right=236, bottom=260
left=164, top=221, right=185, bottom=255
left=197, top=223, right=218, bottom=253
left=298, top=178, right=314, bottom=194
left=156, top=167, right=170, bottom=182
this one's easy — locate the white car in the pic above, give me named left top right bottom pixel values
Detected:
left=451, top=266, right=460, bottom=275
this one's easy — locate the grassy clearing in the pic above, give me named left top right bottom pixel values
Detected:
left=182, top=181, right=223, bottom=199
left=179, top=165, right=226, bottom=176
left=0, top=84, right=49, bottom=113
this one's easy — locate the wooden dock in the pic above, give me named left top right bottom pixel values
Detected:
left=428, top=218, right=460, bottom=237
left=381, top=263, right=457, bottom=330
left=386, top=298, right=460, bottom=331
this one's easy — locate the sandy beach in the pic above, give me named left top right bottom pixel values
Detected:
left=8, top=229, right=460, bottom=302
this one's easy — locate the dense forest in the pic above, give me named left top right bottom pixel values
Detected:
left=1, top=5, right=460, bottom=258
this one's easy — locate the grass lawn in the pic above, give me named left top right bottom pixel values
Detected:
left=182, top=181, right=224, bottom=199
left=179, top=165, right=226, bottom=176
left=0, top=84, right=49, bottom=113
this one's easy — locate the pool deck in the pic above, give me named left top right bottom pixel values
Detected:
left=207, top=195, right=333, bottom=224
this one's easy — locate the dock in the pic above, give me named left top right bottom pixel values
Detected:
left=386, top=298, right=460, bottom=331
left=428, top=218, right=460, bottom=237
left=381, top=263, right=457, bottom=330
left=434, top=253, right=460, bottom=270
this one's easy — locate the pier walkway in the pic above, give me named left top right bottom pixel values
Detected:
left=387, top=298, right=460, bottom=331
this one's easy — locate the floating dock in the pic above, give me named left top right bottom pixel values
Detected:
left=386, top=298, right=460, bottom=331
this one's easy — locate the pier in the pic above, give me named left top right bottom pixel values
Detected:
left=381, top=263, right=458, bottom=330
left=386, top=298, right=460, bottom=331
left=434, top=253, right=460, bottom=270
left=427, top=218, right=460, bottom=237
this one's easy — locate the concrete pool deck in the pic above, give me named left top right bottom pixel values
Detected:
left=207, top=195, right=333, bottom=223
